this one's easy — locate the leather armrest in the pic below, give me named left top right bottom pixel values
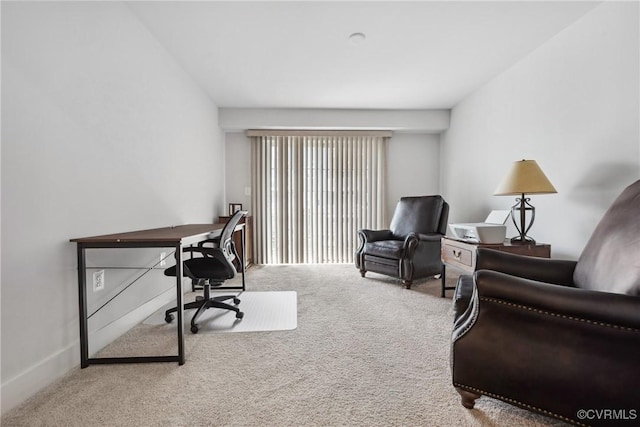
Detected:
left=404, top=233, right=442, bottom=248
left=358, top=229, right=393, bottom=243
left=476, top=248, right=577, bottom=287
left=416, top=232, right=444, bottom=242
left=402, top=232, right=441, bottom=250
left=403, top=232, right=441, bottom=251
left=453, top=274, right=474, bottom=323
left=474, top=270, right=640, bottom=330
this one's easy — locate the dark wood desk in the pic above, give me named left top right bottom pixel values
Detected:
left=70, top=223, right=245, bottom=368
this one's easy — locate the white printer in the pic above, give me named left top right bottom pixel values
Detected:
left=448, top=210, right=510, bottom=244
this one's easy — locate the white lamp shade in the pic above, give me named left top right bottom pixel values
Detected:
left=494, top=160, right=557, bottom=195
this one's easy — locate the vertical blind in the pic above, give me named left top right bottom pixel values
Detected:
left=250, top=131, right=389, bottom=264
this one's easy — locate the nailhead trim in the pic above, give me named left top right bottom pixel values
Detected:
left=480, top=297, right=640, bottom=333
left=454, top=383, right=587, bottom=427
left=453, top=297, right=639, bottom=426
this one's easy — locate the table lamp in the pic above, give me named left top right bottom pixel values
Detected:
left=494, top=159, right=557, bottom=244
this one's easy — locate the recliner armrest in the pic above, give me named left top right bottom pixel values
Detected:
left=358, top=229, right=394, bottom=243
left=402, top=232, right=442, bottom=255
left=416, top=232, right=444, bottom=242
left=453, top=274, right=474, bottom=324
left=474, top=270, right=640, bottom=330
left=476, top=248, right=577, bottom=287
left=403, top=232, right=442, bottom=249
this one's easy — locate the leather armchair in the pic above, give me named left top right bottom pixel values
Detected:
left=451, top=180, right=640, bottom=426
left=355, top=195, right=449, bottom=291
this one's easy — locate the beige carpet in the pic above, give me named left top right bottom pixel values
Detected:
left=2, top=264, right=569, bottom=427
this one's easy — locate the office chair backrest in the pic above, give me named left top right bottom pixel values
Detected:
left=220, top=210, right=248, bottom=260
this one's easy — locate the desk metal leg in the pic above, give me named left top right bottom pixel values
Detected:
left=78, top=243, right=184, bottom=367
left=78, top=245, right=89, bottom=368
left=240, top=226, right=246, bottom=291
left=440, top=264, right=456, bottom=298
left=175, top=244, right=185, bottom=365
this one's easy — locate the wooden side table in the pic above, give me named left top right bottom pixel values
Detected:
left=440, top=236, right=551, bottom=296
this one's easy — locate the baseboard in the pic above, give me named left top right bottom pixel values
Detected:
left=0, top=338, right=78, bottom=416
left=1, top=287, right=176, bottom=415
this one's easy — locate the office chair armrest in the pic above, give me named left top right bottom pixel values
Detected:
left=183, top=246, right=221, bottom=257
left=183, top=246, right=234, bottom=264
left=195, top=238, right=239, bottom=260
left=197, top=237, right=221, bottom=247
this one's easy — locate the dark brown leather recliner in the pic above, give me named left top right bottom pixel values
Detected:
left=355, top=195, right=449, bottom=291
left=451, top=180, right=640, bottom=426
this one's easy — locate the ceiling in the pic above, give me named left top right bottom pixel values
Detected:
left=128, top=1, right=600, bottom=110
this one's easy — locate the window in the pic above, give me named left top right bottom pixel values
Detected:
left=250, top=131, right=389, bottom=264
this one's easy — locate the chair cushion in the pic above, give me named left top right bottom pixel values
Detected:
left=573, top=180, right=640, bottom=295
left=165, top=257, right=234, bottom=281
left=364, top=240, right=404, bottom=259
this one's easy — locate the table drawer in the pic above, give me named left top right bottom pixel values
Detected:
left=441, top=237, right=550, bottom=281
left=442, top=243, right=474, bottom=271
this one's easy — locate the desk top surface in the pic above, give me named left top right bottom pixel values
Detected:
left=70, top=223, right=232, bottom=244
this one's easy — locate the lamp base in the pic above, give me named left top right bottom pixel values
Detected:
left=510, top=235, right=536, bottom=244
left=510, top=195, right=536, bottom=245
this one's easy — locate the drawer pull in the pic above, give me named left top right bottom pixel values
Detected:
left=452, top=249, right=462, bottom=260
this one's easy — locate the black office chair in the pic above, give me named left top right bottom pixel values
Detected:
left=164, top=210, right=247, bottom=334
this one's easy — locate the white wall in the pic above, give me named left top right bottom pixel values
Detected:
left=1, top=2, right=224, bottom=413
left=221, top=109, right=444, bottom=221
left=219, top=108, right=449, bottom=133
left=386, top=133, right=440, bottom=216
left=441, top=1, right=639, bottom=259
left=224, top=132, right=253, bottom=215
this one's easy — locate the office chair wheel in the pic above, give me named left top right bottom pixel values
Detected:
left=233, top=297, right=241, bottom=305
left=191, top=324, right=200, bottom=334
left=236, top=311, right=244, bottom=319
left=165, top=313, right=174, bottom=323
